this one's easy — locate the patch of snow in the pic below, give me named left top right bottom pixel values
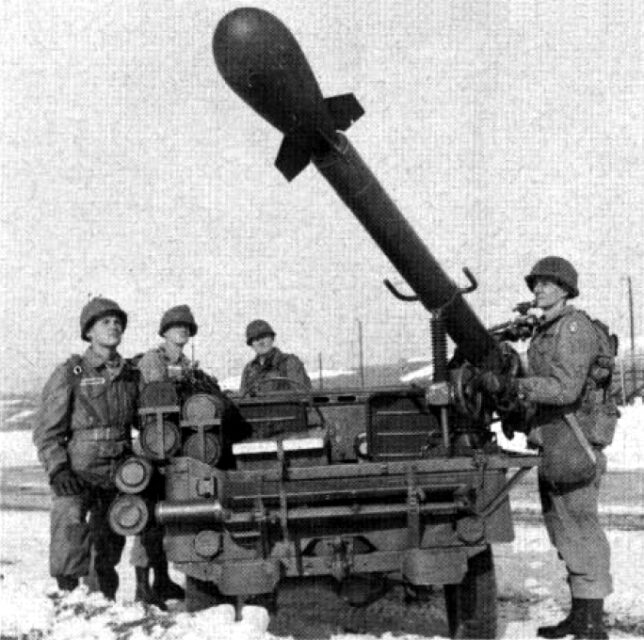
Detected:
left=491, top=423, right=532, bottom=454
left=0, top=398, right=27, bottom=407
left=220, top=369, right=357, bottom=392
left=606, top=404, right=644, bottom=471
left=4, top=408, right=36, bottom=423
left=309, top=368, right=356, bottom=379
left=220, top=375, right=242, bottom=391
left=0, top=429, right=39, bottom=467
left=400, top=364, right=434, bottom=383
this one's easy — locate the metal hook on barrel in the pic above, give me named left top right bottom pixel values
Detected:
left=383, top=267, right=477, bottom=305
left=383, top=279, right=418, bottom=302
left=459, top=267, right=478, bottom=294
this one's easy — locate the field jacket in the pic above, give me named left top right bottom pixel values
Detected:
left=138, top=344, right=192, bottom=384
left=240, top=347, right=311, bottom=395
left=518, top=305, right=597, bottom=447
left=33, top=348, right=138, bottom=485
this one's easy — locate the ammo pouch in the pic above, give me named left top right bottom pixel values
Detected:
left=539, top=414, right=597, bottom=487
left=577, top=390, right=619, bottom=447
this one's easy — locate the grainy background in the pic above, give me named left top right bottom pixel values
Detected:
left=1, top=0, right=642, bottom=392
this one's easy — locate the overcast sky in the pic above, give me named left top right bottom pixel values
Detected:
left=1, top=0, right=642, bottom=392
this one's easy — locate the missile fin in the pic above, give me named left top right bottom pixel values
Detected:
left=323, top=93, right=365, bottom=131
left=275, top=133, right=312, bottom=181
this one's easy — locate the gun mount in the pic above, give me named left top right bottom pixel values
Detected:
left=109, top=9, right=540, bottom=638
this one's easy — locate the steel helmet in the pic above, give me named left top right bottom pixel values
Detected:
left=159, top=305, right=198, bottom=337
left=525, top=256, right=579, bottom=299
left=246, top=319, right=275, bottom=345
left=80, top=297, right=128, bottom=341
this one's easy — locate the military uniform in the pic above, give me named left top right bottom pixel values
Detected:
left=518, top=305, right=612, bottom=601
left=33, top=347, right=138, bottom=593
left=129, top=343, right=191, bottom=574
left=240, top=347, right=312, bottom=395
left=138, top=344, right=192, bottom=384
left=130, top=305, right=200, bottom=606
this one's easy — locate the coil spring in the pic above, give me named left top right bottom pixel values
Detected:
left=431, top=315, right=448, bottom=382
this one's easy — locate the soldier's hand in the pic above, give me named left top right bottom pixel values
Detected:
left=477, top=371, right=519, bottom=398
left=50, top=465, right=84, bottom=496
left=476, top=371, right=505, bottom=395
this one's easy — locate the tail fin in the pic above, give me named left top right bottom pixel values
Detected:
left=323, top=93, right=364, bottom=131
left=275, top=133, right=312, bottom=181
left=274, top=94, right=364, bottom=181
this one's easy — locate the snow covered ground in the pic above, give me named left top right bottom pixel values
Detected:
left=1, top=510, right=643, bottom=639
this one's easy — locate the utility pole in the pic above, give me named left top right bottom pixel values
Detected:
left=357, top=320, right=365, bottom=388
left=318, top=352, right=323, bottom=390
left=627, top=276, right=636, bottom=401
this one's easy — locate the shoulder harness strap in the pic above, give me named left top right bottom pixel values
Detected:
left=66, top=354, right=84, bottom=378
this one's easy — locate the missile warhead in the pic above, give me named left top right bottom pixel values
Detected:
left=213, top=7, right=364, bottom=180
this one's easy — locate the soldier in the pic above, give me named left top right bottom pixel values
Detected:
left=481, top=257, right=612, bottom=640
left=137, top=305, right=197, bottom=385
left=33, top=297, right=138, bottom=599
left=130, top=305, right=197, bottom=608
left=240, top=319, right=312, bottom=395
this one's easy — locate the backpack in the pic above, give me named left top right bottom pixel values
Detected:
left=584, top=315, right=618, bottom=394
left=577, top=313, right=620, bottom=447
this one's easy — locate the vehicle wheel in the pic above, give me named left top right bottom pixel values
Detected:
left=443, top=545, right=497, bottom=639
left=185, top=576, right=225, bottom=612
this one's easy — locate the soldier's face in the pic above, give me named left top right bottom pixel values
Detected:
left=87, top=315, right=123, bottom=347
left=533, top=278, right=568, bottom=310
left=164, top=325, right=190, bottom=347
left=251, top=335, right=274, bottom=356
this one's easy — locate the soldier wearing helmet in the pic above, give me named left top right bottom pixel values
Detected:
left=33, top=297, right=138, bottom=598
left=137, top=305, right=199, bottom=384
left=485, top=258, right=611, bottom=639
left=128, top=305, right=201, bottom=608
left=240, top=319, right=311, bottom=395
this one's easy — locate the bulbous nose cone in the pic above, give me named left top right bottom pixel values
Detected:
left=213, top=7, right=324, bottom=135
left=213, top=7, right=364, bottom=180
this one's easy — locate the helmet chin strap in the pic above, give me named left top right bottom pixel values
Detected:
left=541, top=296, right=568, bottom=321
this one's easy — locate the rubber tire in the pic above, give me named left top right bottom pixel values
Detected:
left=444, top=546, right=497, bottom=639
left=185, top=576, right=225, bottom=612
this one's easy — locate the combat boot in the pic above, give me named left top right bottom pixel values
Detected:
left=56, top=576, right=79, bottom=592
left=152, top=562, right=185, bottom=601
left=538, top=598, right=585, bottom=638
left=573, top=599, right=608, bottom=640
left=96, top=569, right=119, bottom=601
left=134, top=567, right=167, bottom=610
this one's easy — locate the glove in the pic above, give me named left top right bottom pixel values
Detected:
left=476, top=371, right=506, bottom=395
left=50, top=465, right=84, bottom=497
left=477, top=371, right=519, bottom=396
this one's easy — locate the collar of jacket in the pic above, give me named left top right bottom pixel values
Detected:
left=536, top=304, right=577, bottom=333
left=82, top=347, right=124, bottom=374
left=158, top=343, right=189, bottom=366
left=253, top=347, right=285, bottom=367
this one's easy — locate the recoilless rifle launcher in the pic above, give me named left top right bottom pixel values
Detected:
left=109, top=9, right=541, bottom=637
